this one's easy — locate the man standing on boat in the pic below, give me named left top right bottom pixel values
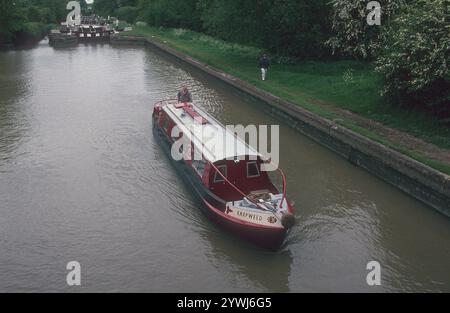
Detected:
left=178, top=86, right=192, bottom=103
left=259, top=54, right=270, bottom=81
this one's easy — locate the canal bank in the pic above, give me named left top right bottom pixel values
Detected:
left=111, top=35, right=450, bottom=217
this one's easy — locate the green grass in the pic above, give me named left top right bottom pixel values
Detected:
left=121, top=26, right=450, bottom=174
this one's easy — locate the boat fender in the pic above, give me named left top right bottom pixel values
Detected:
left=281, top=212, right=295, bottom=229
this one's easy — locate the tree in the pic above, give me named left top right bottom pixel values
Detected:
left=137, top=0, right=202, bottom=30
left=92, top=0, right=120, bottom=17
left=326, top=0, right=406, bottom=60
left=115, top=6, right=138, bottom=23
left=0, top=0, right=68, bottom=45
left=197, top=0, right=331, bottom=58
left=197, top=0, right=272, bottom=45
left=0, top=0, right=26, bottom=44
left=265, top=0, right=331, bottom=58
left=375, top=0, right=450, bottom=117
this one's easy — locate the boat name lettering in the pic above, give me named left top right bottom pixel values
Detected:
left=237, top=210, right=263, bottom=222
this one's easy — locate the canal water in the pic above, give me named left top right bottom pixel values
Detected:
left=0, top=41, right=449, bottom=292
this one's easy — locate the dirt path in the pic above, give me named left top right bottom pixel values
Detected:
left=311, top=99, right=450, bottom=165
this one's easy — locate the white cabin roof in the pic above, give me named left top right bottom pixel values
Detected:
left=163, top=102, right=262, bottom=163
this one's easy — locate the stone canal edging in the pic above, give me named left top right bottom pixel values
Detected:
left=111, top=35, right=450, bottom=217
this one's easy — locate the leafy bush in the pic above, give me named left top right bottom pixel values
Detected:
left=21, top=22, right=48, bottom=37
left=375, top=0, right=450, bottom=117
left=135, top=21, right=148, bottom=27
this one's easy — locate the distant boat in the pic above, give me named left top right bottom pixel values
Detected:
left=152, top=100, right=296, bottom=250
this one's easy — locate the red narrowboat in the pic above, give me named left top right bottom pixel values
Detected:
left=152, top=100, right=295, bottom=250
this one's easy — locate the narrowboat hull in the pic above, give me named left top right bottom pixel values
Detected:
left=152, top=120, right=288, bottom=250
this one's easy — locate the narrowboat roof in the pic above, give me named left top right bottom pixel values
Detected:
left=163, top=102, right=262, bottom=163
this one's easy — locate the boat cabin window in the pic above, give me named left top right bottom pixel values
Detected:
left=247, top=161, right=260, bottom=178
left=214, top=165, right=227, bottom=183
left=192, top=159, right=206, bottom=177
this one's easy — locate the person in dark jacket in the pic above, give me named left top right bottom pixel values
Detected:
left=259, top=54, right=270, bottom=81
left=177, top=85, right=192, bottom=103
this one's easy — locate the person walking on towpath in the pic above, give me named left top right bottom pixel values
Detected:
left=178, top=85, right=192, bottom=103
left=259, top=54, right=270, bottom=81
